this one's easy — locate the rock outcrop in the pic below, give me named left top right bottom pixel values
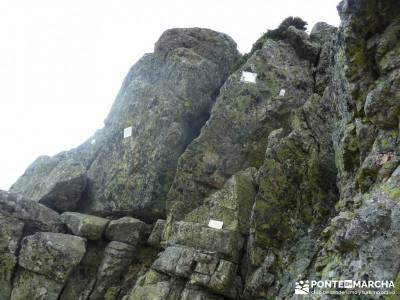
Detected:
left=3, top=0, right=400, bottom=298
left=10, top=155, right=87, bottom=213
left=11, top=28, right=239, bottom=223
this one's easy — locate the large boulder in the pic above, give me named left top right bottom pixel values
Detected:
left=81, top=28, right=239, bottom=222
left=11, top=28, right=239, bottom=223
left=10, top=270, right=64, bottom=300
left=0, top=190, right=65, bottom=234
left=18, top=232, right=86, bottom=282
left=61, top=212, right=109, bottom=240
left=105, top=217, right=146, bottom=246
left=11, top=232, right=86, bottom=300
left=10, top=155, right=87, bottom=212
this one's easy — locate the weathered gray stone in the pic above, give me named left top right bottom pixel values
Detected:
left=183, top=168, right=257, bottom=234
left=4, top=2, right=399, bottom=298
left=0, top=190, right=65, bottom=233
left=61, top=212, right=109, bottom=240
left=128, top=269, right=183, bottom=300
left=78, top=28, right=239, bottom=222
left=10, top=155, right=87, bottom=212
left=168, top=221, right=244, bottom=262
left=252, top=97, right=338, bottom=248
left=105, top=217, right=146, bottom=246
left=207, top=260, right=238, bottom=298
left=310, top=22, right=338, bottom=95
left=166, top=23, right=316, bottom=238
left=59, top=241, right=106, bottom=300
left=18, top=232, right=86, bottom=283
left=147, top=219, right=165, bottom=249
left=89, top=241, right=134, bottom=300
left=243, top=254, right=276, bottom=298
left=10, top=270, right=64, bottom=300
left=152, top=246, right=196, bottom=278
left=180, top=286, right=225, bottom=300
left=0, top=214, right=24, bottom=255
left=190, top=258, right=238, bottom=299
left=0, top=214, right=24, bottom=300
left=286, top=25, right=320, bottom=62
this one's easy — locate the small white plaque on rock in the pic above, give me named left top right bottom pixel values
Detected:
left=91, top=139, right=96, bottom=145
left=241, top=71, right=257, bottom=83
left=208, top=219, right=223, bottom=229
left=123, top=126, right=132, bottom=138
left=279, top=89, right=286, bottom=96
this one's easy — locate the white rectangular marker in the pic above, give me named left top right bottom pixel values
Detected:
left=208, top=219, right=223, bottom=229
left=241, top=71, right=257, bottom=83
left=279, top=89, right=286, bottom=96
left=123, top=126, right=132, bottom=138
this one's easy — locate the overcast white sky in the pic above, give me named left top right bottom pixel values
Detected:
left=0, top=0, right=340, bottom=190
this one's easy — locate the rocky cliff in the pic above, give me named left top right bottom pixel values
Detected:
left=2, top=0, right=399, bottom=299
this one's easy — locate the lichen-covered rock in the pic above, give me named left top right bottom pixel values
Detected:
left=79, top=28, right=239, bottom=222
left=10, top=270, right=64, bottom=300
left=310, top=22, right=338, bottom=95
left=243, top=253, right=275, bottom=298
left=89, top=241, right=134, bottom=300
left=59, top=241, right=106, bottom=300
left=147, top=219, right=165, bottom=249
left=0, top=214, right=24, bottom=300
left=167, top=221, right=244, bottom=262
left=0, top=214, right=23, bottom=256
left=252, top=93, right=338, bottom=250
left=152, top=246, right=197, bottom=278
left=246, top=91, right=338, bottom=298
left=61, top=212, right=109, bottom=240
left=180, top=286, right=225, bottom=300
left=18, top=232, right=86, bottom=283
left=285, top=25, right=320, bottom=62
left=166, top=23, right=316, bottom=236
left=128, top=269, right=184, bottom=300
left=191, top=259, right=238, bottom=299
left=10, top=155, right=87, bottom=212
left=105, top=217, right=146, bottom=246
left=11, top=28, right=239, bottom=223
left=183, top=168, right=257, bottom=234
left=0, top=190, right=65, bottom=234
left=4, top=2, right=400, bottom=298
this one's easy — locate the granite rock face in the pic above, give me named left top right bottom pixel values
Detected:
left=4, top=1, right=400, bottom=299
left=18, top=232, right=86, bottom=282
left=10, top=155, right=87, bottom=212
left=0, top=214, right=24, bottom=300
left=10, top=232, right=86, bottom=300
left=147, top=219, right=166, bottom=249
left=82, top=28, right=239, bottom=222
left=0, top=190, right=65, bottom=234
left=88, top=241, right=134, bottom=300
left=61, top=212, right=109, bottom=240
left=166, top=28, right=316, bottom=229
left=105, top=217, right=146, bottom=246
